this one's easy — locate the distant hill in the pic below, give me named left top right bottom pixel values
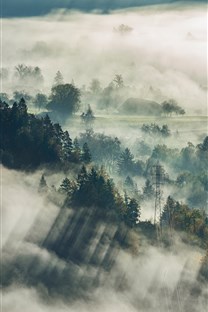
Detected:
left=119, top=98, right=162, bottom=116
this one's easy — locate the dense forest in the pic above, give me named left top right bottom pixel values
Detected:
left=1, top=93, right=207, bottom=246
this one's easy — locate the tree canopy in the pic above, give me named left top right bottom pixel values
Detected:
left=47, top=83, right=81, bottom=116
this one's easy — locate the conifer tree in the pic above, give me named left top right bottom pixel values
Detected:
left=82, top=142, right=92, bottom=164
left=53, top=70, right=64, bottom=86
left=59, top=177, right=72, bottom=195
left=38, top=174, right=48, bottom=193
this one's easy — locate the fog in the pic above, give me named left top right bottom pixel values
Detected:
left=1, top=166, right=207, bottom=312
left=2, top=3, right=207, bottom=113
left=1, top=3, right=207, bottom=312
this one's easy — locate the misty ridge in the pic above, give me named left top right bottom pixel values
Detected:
left=1, top=3, right=208, bottom=312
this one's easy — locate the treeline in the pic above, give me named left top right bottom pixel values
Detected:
left=1, top=65, right=186, bottom=117
left=40, top=167, right=208, bottom=245
left=0, top=99, right=91, bottom=169
left=141, top=123, right=170, bottom=137
left=161, top=196, right=208, bottom=245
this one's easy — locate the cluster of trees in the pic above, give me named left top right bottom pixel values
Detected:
left=76, top=122, right=207, bottom=209
left=161, top=196, right=208, bottom=243
left=113, top=24, right=133, bottom=34
left=1, top=85, right=81, bottom=119
left=79, top=130, right=121, bottom=171
left=47, top=83, right=81, bottom=117
left=15, top=64, right=44, bottom=87
left=83, top=74, right=128, bottom=111
left=117, top=148, right=145, bottom=177
left=80, top=105, right=95, bottom=128
left=141, top=123, right=171, bottom=137
left=0, top=65, right=44, bottom=86
left=148, top=138, right=208, bottom=175
left=161, top=99, right=185, bottom=116
left=57, top=166, right=140, bottom=227
left=0, top=99, right=91, bottom=169
left=1, top=64, right=187, bottom=120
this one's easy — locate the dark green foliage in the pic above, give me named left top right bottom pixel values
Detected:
left=13, top=91, right=32, bottom=104
left=161, top=196, right=208, bottom=242
left=199, top=173, right=208, bottom=191
left=62, top=130, right=73, bottom=162
left=72, top=167, right=117, bottom=210
left=180, top=142, right=196, bottom=171
left=176, top=171, right=193, bottom=187
left=59, top=178, right=75, bottom=196
left=141, top=123, right=171, bottom=137
left=0, top=100, right=79, bottom=169
left=124, top=193, right=140, bottom=227
left=59, top=177, right=71, bottom=194
left=197, top=136, right=208, bottom=152
left=79, top=131, right=121, bottom=170
left=118, top=148, right=144, bottom=177
left=124, top=176, right=141, bottom=201
left=118, top=148, right=134, bottom=175
left=47, top=83, right=81, bottom=116
left=72, top=138, right=81, bottom=163
left=151, top=144, right=179, bottom=163
left=0, top=93, right=10, bottom=103
left=33, top=93, right=48, bottom=109
left=70, top=166, right=140, bottom=227
left=161, top=99, right=185, bottom=116
left=82, top=143, right=92, bottom=164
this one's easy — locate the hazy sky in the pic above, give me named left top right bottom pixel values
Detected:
left=2, top=0, right=206, bottom=17
left=1, top=1, right=206, bottom=114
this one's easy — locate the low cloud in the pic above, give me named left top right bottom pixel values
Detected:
left=2, top=4, right=207, bottom=113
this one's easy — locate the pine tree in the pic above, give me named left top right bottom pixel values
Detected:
left=143, top=179, right=155, bottom=199
left=59, top=177, right=72, bottom=195
left=38, top=174, right=48, bottom=193
left=62, top=131, right=73, bottom=161
left=118, top=148, right=135, bottom=176
left=72, top=137, right=81, bottom=162
left=82, top=142, right=92, bottom=164
left=124, top=193, right=140, bottom=227
left=53, top=70, right=64, bottom=86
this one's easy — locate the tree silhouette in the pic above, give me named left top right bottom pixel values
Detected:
left=53, top=70, right=64, bottom=86
left=47, top=83, right=81, bottom=116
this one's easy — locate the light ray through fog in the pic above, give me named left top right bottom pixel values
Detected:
left=1, top=166, right=207, bottom=312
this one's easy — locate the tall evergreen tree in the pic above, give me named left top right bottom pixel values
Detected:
left=82, top=142, right=92, bottom=164
left=38, top=174, right=48, bottom=193
left=53, top=70, right=64, bottom=86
